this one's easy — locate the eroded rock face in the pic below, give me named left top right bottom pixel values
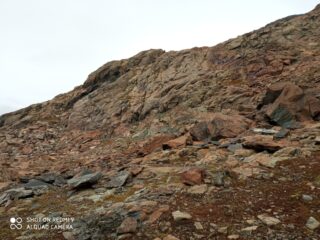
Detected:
left=1, top=4, right=320, bottom=240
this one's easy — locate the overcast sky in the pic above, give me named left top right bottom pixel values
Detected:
left=0, top=0, right=319, bottom=115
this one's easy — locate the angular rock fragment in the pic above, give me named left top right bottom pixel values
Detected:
left=242, top=135, right=285, bottom=153
left=190, top=113, right=251, bottom=141
left=117, top=217, right=138, bottom=234
left=106, top=170, right=131, bottom=188
left=162, top=134, right=192, bottom=150
left=306, top=216, right=320, bottom=230
left=0, top=187, right=34, bottom=206
left=181, top=168, right=205, bottom=185
left=257, top=214, right=281, bottom=226
left=67, top=172, right=102, bottom=189
left=172, top=210, right=192, bottom=221
left=261, top=82, right=320, bottom=128
left=187, top=184, right=208, bottom=194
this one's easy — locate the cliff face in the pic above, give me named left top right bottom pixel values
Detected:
left=1, top=5, right=320, bottom=240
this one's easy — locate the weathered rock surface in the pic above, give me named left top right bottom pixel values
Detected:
left=68, top=172, right=102, bottom=189
left=242, top=135, right=286, bottom=153
left=117, top=217, right=138, bottom=234
left=190, top=113, right=251, bottom=141
left=261, top=82, right=320, bottom=128
left=106, top=170, right=131, bottom=188
left=180, top=168, right=205, bottom=185
left=1, top=4, right=320, bottom=240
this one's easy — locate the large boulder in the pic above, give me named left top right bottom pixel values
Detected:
left=261, top=83, right=320, bottom=128
left=190, top=113, right=251, bottom=141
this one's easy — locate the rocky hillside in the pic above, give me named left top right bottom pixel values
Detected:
left=1, top=4, right=320, bottom=240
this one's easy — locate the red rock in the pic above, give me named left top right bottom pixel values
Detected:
left=190, top=113, right=251, bottom=141
left=181, top=168, right=205, bottom=185
left=242, top=135, right=286, bottom=153
left=162, top=134, right=193, bottom=150
left=117, top=217, right=138, bottom=234
left=21, top=146, right=33, bottom=155
left=129, top=166, right=144, bottom=176
left=262, top=82, right=320, bottom=128
left=147, top=205, right=170, bottom=224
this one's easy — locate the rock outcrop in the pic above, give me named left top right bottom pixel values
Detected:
left=1, top=4, right=320, bottom=240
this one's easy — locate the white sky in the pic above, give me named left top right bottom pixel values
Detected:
left=0, top=0, right=319, bottom=115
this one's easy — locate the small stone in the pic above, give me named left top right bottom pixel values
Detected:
left=257, top=214, right=281, bottom=226
left=117, top=217, right=138, bottom=234
left=246, top=219, right=259, bottom=225
left=211, top=171, right=227, bottom=187
left=218, top=226, right=228, bottom=234
left=241, top=226, right=258, bottom=232
left=302, top=194, right=313, bottom=202
left=194, top=221, right=203, bottom=230
left=306, top=217, right=320, bottom=230
left=172, top=210, right=192, bottom=221
left=252, top=128, right=278, bottom=135
left=163, top=234, right=180, bottom=240
left=62, top=232, right=75, bottom=240
left=187, top=184, right=208, bottom=194
left=228, top=235, right=239, bottom=239
left=117, top=234, right=133, bottom=240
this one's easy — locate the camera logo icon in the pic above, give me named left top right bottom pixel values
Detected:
left=10, top=217, right=23, bottom=230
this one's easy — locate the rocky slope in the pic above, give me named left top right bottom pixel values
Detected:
left=1, top=4, right=320, bottom=240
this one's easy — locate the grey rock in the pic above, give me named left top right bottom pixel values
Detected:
left=68, top=172, right=102, bottom=189
left=268, top=105, right=299, bottom=129
left=302, top=194, right=313, bottom=202
left=274, top=128, right=290, bottom=139
left=106, top=171, right=131, bottom=188
left=211, top=171, right=228, bottom=187
left=37, top=173, right=67, bottom=186
left=72, top=213, right=124, bottom=240
left=257, top=214, right=281, bottom=226
left=24, top=179, right=50, bottom=190
left=227, top=143, right=243, bottom=153
left=0, top=187, right=34, bottom=206
left=306, top=216, right=320, bottom=230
